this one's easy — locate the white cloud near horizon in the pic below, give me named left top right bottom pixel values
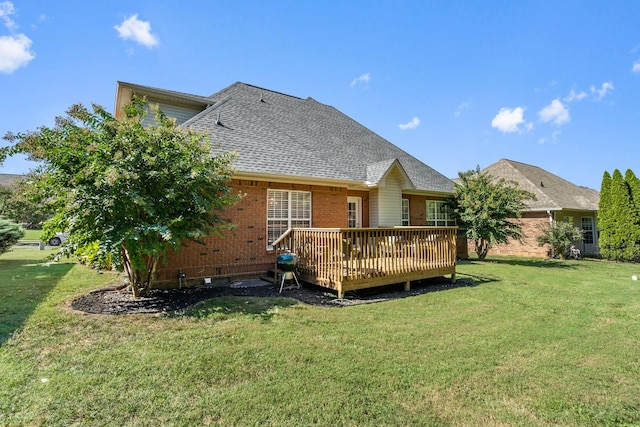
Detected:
left=491, top=107, right=531, bottom=133
left=538, top=99, right=570, bottom=126
left=398, top=117, right=420, bottom=130
left=590, top=81, right=614, bottom=99
left=0, top=2, right=35, bottom=73
left=350, top=73, right=370, bottom=87
left=114, top=14, right=159, bottom=48
left=633, top=61, right=640, bottom=73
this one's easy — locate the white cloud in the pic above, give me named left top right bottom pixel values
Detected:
left=454, top=101, right=470, bottom=117
left=538, top=130, right=562, bottom=145
left=0, top=33, right=35, bottom=73
left=564, top=88, right=588, bottom=103
left=398, top=117, right=420, bottom=130
left=491, top=107, right=531, bottom=133
left=538, top=99, right=570, bottom=126
left=0, top=1, right=17, bottom=30
left=633, top=62, right=640, bottom=73
left=350, top=73, right=370, bottom=87
left=114, top=14, right=159, bottom=48
left=590, top=81, right=614, bottom=100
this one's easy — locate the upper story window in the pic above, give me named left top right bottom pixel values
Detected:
left=426, top=200, right=456, bottom=226
left=401, top=199, right=410, bottom=226
left=267, top=189, right=311, bottom=247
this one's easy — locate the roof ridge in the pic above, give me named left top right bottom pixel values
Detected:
left=504, top=159, right=592, bottom=191
left=491, top=159, right=559, bottom=209
left=210, top=82, right=304, bottom=101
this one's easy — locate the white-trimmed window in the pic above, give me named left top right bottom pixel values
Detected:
left=426, top=200, right=455, bottom=226
left=581, top=217, right=594, bottom=245
left=267, top=189, right=311, bottom=247
left=401, top=199, right=410, bottom=226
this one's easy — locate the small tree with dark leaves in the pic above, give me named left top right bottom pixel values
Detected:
left=2, top=98, right=239, bottom=296
left=454, top=167, right=535, bottom=260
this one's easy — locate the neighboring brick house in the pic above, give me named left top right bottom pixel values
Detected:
left=473, top=159, right=600, bottom=258
left=114, top=82, right=458, bottom=287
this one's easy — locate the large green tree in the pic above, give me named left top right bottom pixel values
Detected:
left=0, top=173, right=50, bottom=226
left=2, top=98, right=238, bottom=296
left=453, top=167, right=535, bottom=260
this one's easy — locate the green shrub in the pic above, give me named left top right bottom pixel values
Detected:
left=75, top=241, right=118, bottom=271
left=0, top=219, right=25, bottom=256
left=536, top=220, right=583, bottom=259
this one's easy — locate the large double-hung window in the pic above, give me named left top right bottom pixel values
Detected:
left=426, top=200, right=456, bottom=226
left=267, top=189, right=311, bottom=248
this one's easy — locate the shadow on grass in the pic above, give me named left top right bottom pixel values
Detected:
left=165, top=275, right=489, bottom=319
left=459, top=257, right=579, bottom=270
left=0, top=254, right=74, bottom=345
left=168, top=296, right=300, bottom=321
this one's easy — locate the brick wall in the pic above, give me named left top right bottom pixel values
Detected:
left=154, top=181, right=463, bottom=285
left=154, top=179, right=347, bottom=284
left=468, top=211, right=551, bottom=258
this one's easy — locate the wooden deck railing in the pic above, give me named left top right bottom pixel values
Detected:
left=273, top=227, right=457, bottom=298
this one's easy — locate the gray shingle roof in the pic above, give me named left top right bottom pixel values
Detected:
left=0, top=174, right=23, bottom=188
left=481, top=159, right=599, bottom=211
left=121, top=82, right=453, bottom=194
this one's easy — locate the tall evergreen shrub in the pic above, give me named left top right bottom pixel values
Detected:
left=599, top=169, right=640, bottom=261
left=0, top=219, right=25, bottom=256
left=597, top=171, right=612, bottom=258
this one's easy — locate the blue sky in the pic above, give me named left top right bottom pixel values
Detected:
left=1, top=1, right=639, bottom=191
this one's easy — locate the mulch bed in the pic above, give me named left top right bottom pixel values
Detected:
left=70, top=277, right=474, bottom=315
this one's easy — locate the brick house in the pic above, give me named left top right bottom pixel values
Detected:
left=473, top=159, right=600, bottom=258
left=114, top=82, right=459, bottom=297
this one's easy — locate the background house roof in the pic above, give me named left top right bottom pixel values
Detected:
left=119, top=81, right=453, bottom=194
left=0, top=174, right=23, bottom=188
left=481, top=159, right=600, bottom=211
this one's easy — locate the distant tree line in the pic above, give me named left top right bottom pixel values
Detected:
left=598, top=169, right=640, bottom=261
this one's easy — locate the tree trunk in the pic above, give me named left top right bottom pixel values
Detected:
left=474, top=239, right=490, bottom=260
left=121, top=245, right=158, bottom=297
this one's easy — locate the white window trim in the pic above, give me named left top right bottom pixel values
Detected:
left=426, top=200, right=456, bottom=227
left=347, top=196, right=362, bottom=228
left=266, top=189, right=312, bottom=249
left=581, top=216, right=594, bottom=245
left=401, top=198, right=410, bottom=226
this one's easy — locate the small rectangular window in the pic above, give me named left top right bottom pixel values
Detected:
left=401, top=199, right=410, bottom=226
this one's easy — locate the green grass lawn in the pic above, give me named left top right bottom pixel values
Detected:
left=18, top=229, right=43, bottom=242
left=1, top=249, right=639, bottom=426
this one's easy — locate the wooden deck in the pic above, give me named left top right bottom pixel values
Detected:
left=272, top=227, right=457, bottom=298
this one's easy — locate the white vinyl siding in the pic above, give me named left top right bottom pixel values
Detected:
left=141, top=102, right=204, bottom=126
left=370, top=169, right=403, bottom=227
